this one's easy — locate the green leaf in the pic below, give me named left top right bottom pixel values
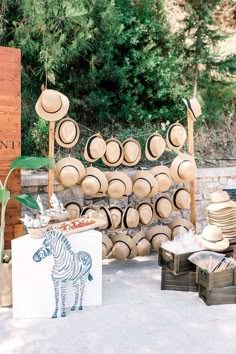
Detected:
left=10, top=157, right=55, bottom=170
left=12, top=194, right=40, bottom=210
left=0, top=189, right=10, bottom=203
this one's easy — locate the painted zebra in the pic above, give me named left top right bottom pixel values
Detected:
left=33, top=229, right=93, bottom=319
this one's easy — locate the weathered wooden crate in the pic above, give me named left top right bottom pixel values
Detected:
left=199, top=285, right=236, bottom=306
left=158, top=247, right=197, bottom=275
left=161, top=268, right=198, bottom=292
left=197, top=268, right=236, bottom=290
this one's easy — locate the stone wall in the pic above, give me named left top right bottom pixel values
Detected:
left=21, top=166, right=236, bottom=234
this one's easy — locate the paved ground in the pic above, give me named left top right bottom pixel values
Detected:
left=1, top=254, right=236, bottom=354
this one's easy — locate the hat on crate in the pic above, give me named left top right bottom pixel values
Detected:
left=154, top=195, right=173, bottom=219
left=106, top=171, right=132, bottom=199
left=132, top=231, right=151, bottom=256
left=65, top=202, right=82, bottom=220
left=200, top=225, right=229, bottom=251
left=145, top=133, right=166, bottom=161
left=121, top=205, right=139, bottom=229
left=111, top=234, right=137, bottom=259
left=150, top=166, right=172, bottom=192
left=84, top=133, right=106, bottom=163
left=172, top=188, right=191, bottom=210
left=182, top=98, right=201, bottom=121
left=109, top=206, right=123, bottom=229
left=35, top=89, right=69, bottom=122
left=166, top=122, right=187, bottom=152
left=54, top=157, right=85, bottom=188
left=170, top=153, right=196, bottom=183
left=81, top=167, right=108, bottom=196
left=81, top=205, right=99, bottom=219
left=55, top=117, right=80, bottom=148
left=137, top=201, right=154, bottom=226
left=102, top=234, right=113, bottom=259
left=102, top=138, right=124, bottom=167
left=168, top=218, right=195, bottom=238
left=122, top=138, right=141, bottom=166
left=132, top=171, right=159, bottom=198
left=146, top=225, right=172, bottom=251
left=207, top=190, right=236, bottom=212
left=97, top=206, right=113, bottom=230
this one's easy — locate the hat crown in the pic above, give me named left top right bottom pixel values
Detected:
left=90, top=137, right=106, bottom=159
left=202, top=225, right=223, bottom=242
left=82, top=176, right=100, bottom=195
left=211, top=191, right=230, bottom=204
left=133, top=179, right=151, bottom=197
left=179, top=160, right=195, bottom=180
left=60, top=121, right=76, bottom=142
left=124, top=141, right=139, bottom=162
left=41, top=90, right=62, bottom=113
left=106, top=141, right=120, bottom=163
left=156, top=197, right=172, bottom=218
left=175, top=189, right=191, bottom=208
left=108, top=180, right=125, bottom=199
left=171, top=125, right=187, bottom=145
left=139, top=204, right=153, bottom=224
left=150, top=135, right=165, bottom=156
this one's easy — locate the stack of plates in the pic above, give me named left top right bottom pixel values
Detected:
left=207, top=207, right=236, bottom=239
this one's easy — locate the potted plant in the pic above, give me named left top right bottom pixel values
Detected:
left=0, top=156, right=55, bottom=306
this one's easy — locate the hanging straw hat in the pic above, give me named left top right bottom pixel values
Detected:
left=200, top=225, right=229, bottom=251
left=81, top=205, right=99, bottom=219
left=170, top=153, right=196, bottom=183
left=121, top=205, right=139, bottom=229
left=172, top=188, right=191, bottom=210
left=106, top=171, right=132, bottom=199
left=182, top=97, right=201, bottom=121
left=109, top=206, right=123, bottom=229
left=166, top=122, right=187, bottom=152
left=207, top=190, right=236, bottom=212
left=102, top=137, right=124, bottom=167
left=150, top=166, right=172, bottom=192
left=154, top=195, right=173, bottom=219
left=54, top=157, right=85, bottom=188
left=111, top=234, right=137, bottom=259
left=137, top=201, right=154, bottom=226
left=132, top=231, right=151, bottom=256
left=65, top=202, right=82, bottom=220
left=35, top=89, right=69, bottom=122
left=145, top=133, right=166, bottom=161
left=122, top=138, right=141, bottom=166
left=146, top=225, right=172, bottom=251
left=81, top=167, right=108, bottom=196
left=84, top=133, right=106, bottom=163
left=55, top=117, right=80, bottom=148
left=132, top=171, right=159, bottom=198
left=97, top=206, right=113, bottom=230
left=168, top=218, right=195, bottom=238
left=102, top=234, right=113, bottom=259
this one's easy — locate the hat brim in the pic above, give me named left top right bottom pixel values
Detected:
left=200, top=237, right=229, bottom=251
left=55, top=117, right=80, bottom=148
left=35, top=91, right=69, bottom=122
left=122, top=138, right=142, bottom=166
left=112, top=234, right=137, bottom=259
left=145, top=133, right=166, bottom=161
left=102, top=138, right=124, bottom=167
left=207, top=200, right=236, bottom=212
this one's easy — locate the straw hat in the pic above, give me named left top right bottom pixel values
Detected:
left=137, top=201, right=154, bottom=226
left=106, top=171, right=132, bottom=199
left=111, top=234, right=137, bottom=259
left=54, top=157, right=85, bottom=188
left=109, top=206, right=123, bottom=229
left=207, top=190, right=236, bottom=212
left=65, top=202, right=82, bottom=220
left=102, top=234, right=113, bottom=259
left=35, top=89, right=69, bottom=122
left=81, top=205, right=99, bottom=219
left=145, top=133, right=166, bottom=161
left=170, top=153, right=196, bottom=183
left=102, top=138, right=124, bottom=167
left=200, top=225, right=229, bottom=251
left=122, top=138, right=141, bottom=166
left=81, top=167, right=108, bottom=196
left=132, top=171, right=159, bottom=198
left=55, top=117, right=80, bottom=148
left=182, top=98, right=201, bottom=121
left=155, top=195, right=173, bottom=219
left=98, top=206, right=113, bottom=230
left=172, top=188, right=191, bottom=210
left=168, top=218, right=195, bottom=238
left=166, top=122, right=187, bottom=151
left=150, top=166, right=172, bottom=192
left=84, top=133, right=106, bottom=163
left=121, top=205, right=139, bottom=229
left=146, top=225, right=172, bottom=251
left=132, top=231, right=151, bottom=256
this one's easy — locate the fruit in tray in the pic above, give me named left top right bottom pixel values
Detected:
left=47, top=218, right=96, bottom=232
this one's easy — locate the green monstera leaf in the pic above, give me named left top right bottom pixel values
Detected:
left=10, top=156, right=55, bottom=170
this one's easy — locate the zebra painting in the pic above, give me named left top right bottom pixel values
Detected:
left=33, top=229, right=93, bottom=319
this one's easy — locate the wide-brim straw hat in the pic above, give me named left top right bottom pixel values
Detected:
left=137, top=201, right=154, bottom=226
left=55, top=157, right=85, bottom=188
left=172, top=188, right=191, bottom=210
left=81, top=205, right=99, bottom=219
left=121, top=205, right=139, bottom=229
left=207, top=190, right=236, bottom=212
left=81, top=167, right=108, bottom=196
left=65, top=202, right=82, bottom=220
left=132, top=231, right=151, bottom=256
left=122, top=138, right=141, bottom=166
left=168, top=218, right=195, bottom=238
left=170, top=153, right=196, bottom=183
left=182, top=98, right=201, bottom=121
left=146, top=225, right=172, bottom=251
left=145, top=133, right=166, bottom=161
left=55, top=117, right=80, bottom=148
left=155, top=195, right=173, bottom=219
left=150, top=166, right=172, bottom=192
left=84, top=133, right=106, bottom=163
left=166, top=122, right=187, bottom=152
left=111, top=234, right=137, bottom=259
left=109, top=206, right=123, bottom=229
left=132, top=171, right=159, bottom=198
left=200, top=225, right=229, bottom=251
left=102, top=234, right=113, bottom=259
left=98, top=206, right=113, bottom=230
left=106, top=171, right=132, bottom=199
left=35, top=89, right=69, bottom=122
left=102, top=138, right=124, bottom=167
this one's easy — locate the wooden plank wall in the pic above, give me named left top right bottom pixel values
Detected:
left=0, top=46, right=23, bottom=249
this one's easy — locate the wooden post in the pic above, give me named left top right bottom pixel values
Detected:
left=48, top=121, right=55, bottom=207
left=187, top=111, right=196, bottom=226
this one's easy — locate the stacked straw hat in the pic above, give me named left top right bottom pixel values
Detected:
left=111, top=234, right=137, bottom=259
left=132, top=231, right=151, bottom=256
left=122, top=138, right=141, bottom=166
left=102, top=234, right=113, bottom=259
left=199, top=225, right=229, bottom=252
left=81, top=167, right=108, bottom=196
left=132, top=170, right=159, bottom=198
left=168, top=218, right=195, bottom=238
left=106, top=171, right=132, bottom=199
left=145, top=133, right=166, bottom=161
left=55, top=117, right=80, bottom=148
left=150, top=166, right=172, bottom=192
left=146, top=225, right=172, bottom=251
left=54, top=157, right=85, bottom=188
left=207, top=190, right=236, bottom=239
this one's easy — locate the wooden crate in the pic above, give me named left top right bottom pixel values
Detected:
left=197, top=268, right=236, bottom=290
left=158, top=247, right=197, bottom=275
left=161, top=268, right=198, bottom=292
left=199, top=285, right=236, bottom=306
